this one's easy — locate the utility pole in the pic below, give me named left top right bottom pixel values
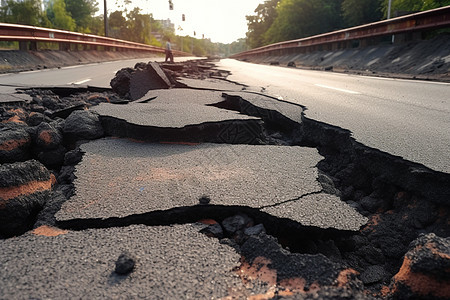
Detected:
left=387, top=0, right=392, bottom=19
left=387, top=0, right=394, bottom=43
left=104, top=0, right=109, bottom=37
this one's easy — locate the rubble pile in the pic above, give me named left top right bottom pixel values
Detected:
left=0, top=90, right=119, bottom=236
left=0, top=59, right=448, bottom=299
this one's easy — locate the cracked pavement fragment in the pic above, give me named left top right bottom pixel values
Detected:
left=0, top=224, right=250, bottom=299
left=262, top=193, right=368, bottom=231
left=92, top=89, right=260, bottom=128
left=56, top=138, right=366, bottom=231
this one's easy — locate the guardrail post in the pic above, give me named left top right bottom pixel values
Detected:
left=59, top=43, right=70, bottom=51
left=29, top=42, right=37, bottom=50
left=19, top=41, right=28, bottom=51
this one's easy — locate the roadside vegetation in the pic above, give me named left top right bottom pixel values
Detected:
left=246, top=0, right=450, bottom=48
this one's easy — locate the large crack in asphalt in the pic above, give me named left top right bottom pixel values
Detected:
left=1, top=60, right=449, bottom=299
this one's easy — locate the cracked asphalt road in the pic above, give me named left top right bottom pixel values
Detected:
left=217, top=59, right=450, bottom=174
left=5, top=59, right=445, bottom=299
left=56, top=139, right=366, bottom=231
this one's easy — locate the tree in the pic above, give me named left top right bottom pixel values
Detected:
left=47, top=0, right=76, bottom=31
left=381, top=0, right=450, bottom=18
left=64, top=0, right=98, bottom=32
left=87, top=15, right=105, bottom=35
left=0, top=0, right=43, bottom=26
left=246, top=0, right=280, bottom=48
left=264, top=0, right=342, bottom=44
left=109, top=10, right=128, bottom=38
left=342, top=0, right=383, bottom=27
left=126, top=8, right=152, bottom=44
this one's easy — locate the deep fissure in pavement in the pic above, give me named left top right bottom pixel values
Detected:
left=1, top=63, right=448, bottom=298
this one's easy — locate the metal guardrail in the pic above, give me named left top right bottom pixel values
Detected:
left=0, top=22, right=191, bottom=56
left=231, top=5, right=450, bottom=58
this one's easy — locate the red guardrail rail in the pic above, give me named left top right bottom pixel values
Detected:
left=231, top=5, right=450, bottom=58
left=0, top=22, right=191, bottom=56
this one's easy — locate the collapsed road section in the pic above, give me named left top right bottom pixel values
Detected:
left=0, top=59, right=449, bottom=299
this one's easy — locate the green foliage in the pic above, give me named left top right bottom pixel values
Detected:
left=245, top=0, right=450, bottom=49
left=381, top=0, right=450, bottom=17
left=86, top=15, right=105, bottom=35
left=46, top=0, right=76, bottom=31
left=264, top=0, right=343, bottom=44
left=0, top=0, right=43, bottom=26
left=126, top=8, right=152, bottom=44
left=342, top=0, right=383, bottom=27
left=246, top=0, right=280, bottom=48
left=64, top=0, right=98, bottom=32
left=109, top=10, right=128, bottom=38
left=108, top=8, right=164, bottom=45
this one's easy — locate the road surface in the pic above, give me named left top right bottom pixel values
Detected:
left=218, top=59, right=450, bottom=174
left=0, top=56, right=197, bottom=89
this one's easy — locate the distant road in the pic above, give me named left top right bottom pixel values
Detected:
left=0, top=56, right=197, bottom=89
left=218, top=59, right=450, bottom=174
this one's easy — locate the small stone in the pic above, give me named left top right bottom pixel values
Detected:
left=222, top=214, right=253, bottom=235
left=357, top=245, right=385, bottom=265
left=34, top=122, right=62, bottom=150
left=244, top=224, right=266, bottom=236
left=110, top=67, right=133, bottom=98
left=198, top=195, right=211, bottom=205
left=0, top=124, right=31, bottom=163
left=63, top=110, right=104, bottom=141
left=0, top=160, right=52, bottom=237
left=27, top=112, right=45, bottom=126
left=64, top=148, right=83, bottom=166
left=360, top=196, right=384, bottom=213
left=37, top=145, right=66, bottom=168
left=342, top=186, right=355, bottom=201
left=360, top=265, right=388, bottom=284
left=200, top=223, right=223, bottom=239
left=388, top=233, right=450, bottom=299
left=115, top=252, right=136, bottom=275
left=42, top=95, right=59, bottom=110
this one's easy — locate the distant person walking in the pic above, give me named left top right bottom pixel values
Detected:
left=165, top=38, right=174, bottom=63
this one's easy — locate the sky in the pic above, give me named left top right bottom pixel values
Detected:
left=97, top=0, right=265, bottom=44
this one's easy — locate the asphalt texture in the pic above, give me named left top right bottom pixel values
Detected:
left=55, top=138, right=366, bottom=231
left=177, top=77, right=247, bottom=91
left=92, top=89, right=259, bottom=128
left=223, top=91, right=304, bottom=125
left=0, top=87, right=32, bottom=103
left=0, top=224, right=255, bottom=299
left=217, top=59, right=450, bottom=173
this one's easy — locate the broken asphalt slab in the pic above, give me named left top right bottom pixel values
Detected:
left=55, top=138, right=367, bottom=231
left=93, top=90, right=259, bottom=128
left=92, top=89, right=264, bottom=144
left=0, top=222, right=372, bottom=299
left=0, top=224, right=249, bottom=299
left=177, top=77, right=247, bottom=91
left=92, top=88, right=304, bottom=143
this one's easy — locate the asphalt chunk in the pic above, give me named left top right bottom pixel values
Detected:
left=0, top=224, right=249, bottom=299
left=55, top=138, right=366, bottom=231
